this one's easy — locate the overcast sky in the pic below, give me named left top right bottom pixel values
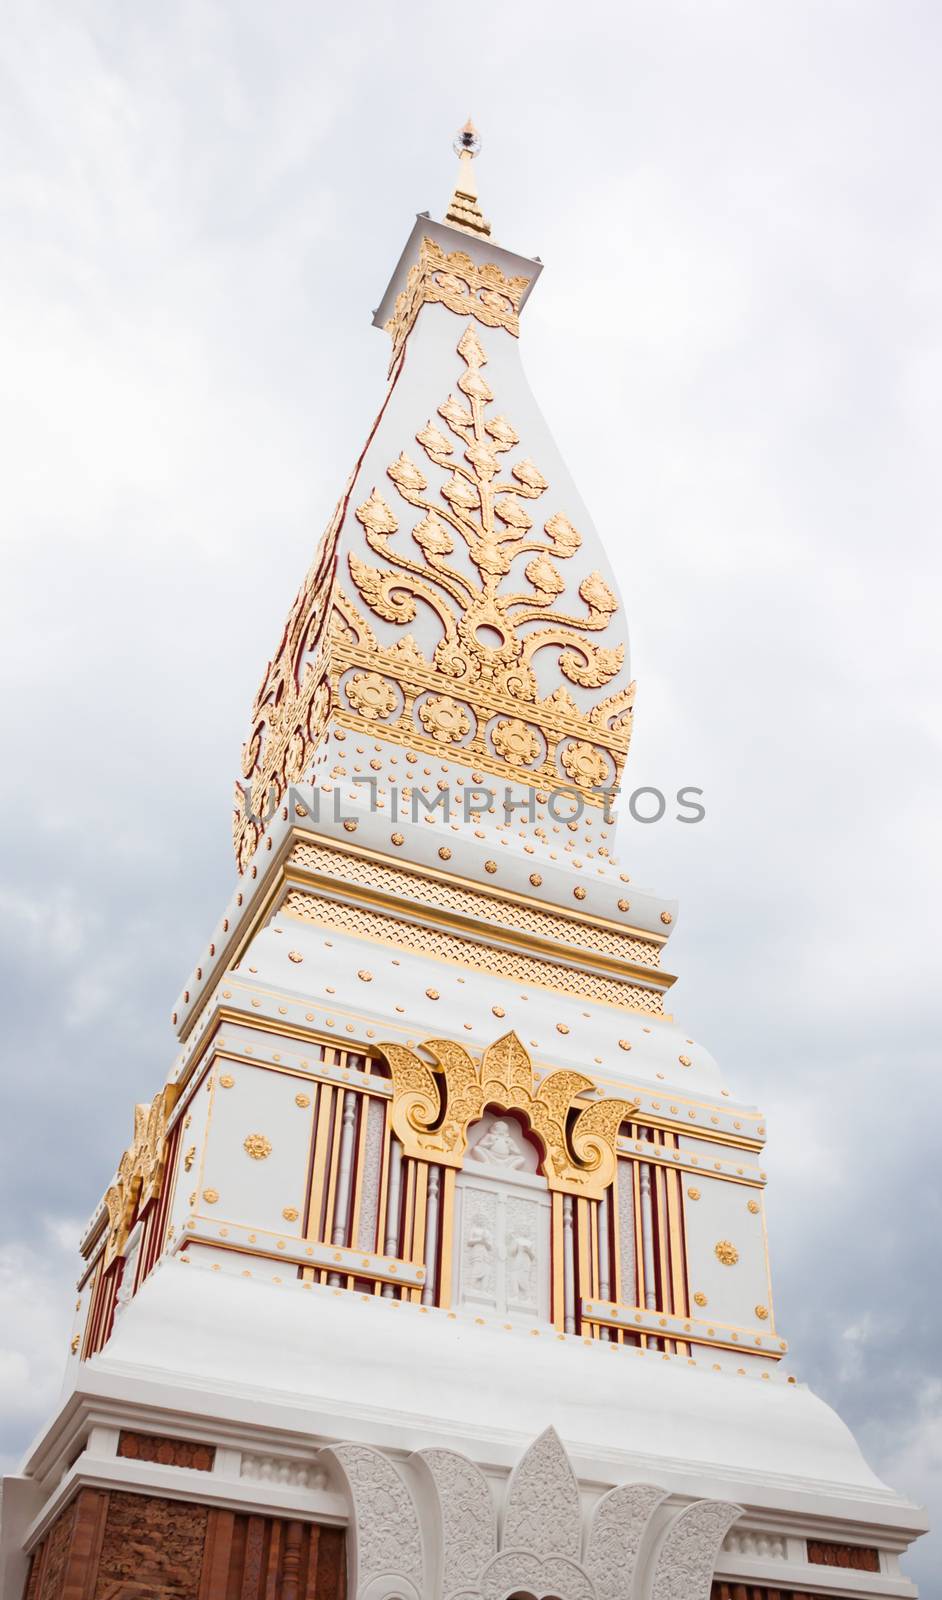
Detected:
left=2, top=0, right=940, bottom=1588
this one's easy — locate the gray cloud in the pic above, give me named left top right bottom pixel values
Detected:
left=2, top=0, right=939, bottom=1586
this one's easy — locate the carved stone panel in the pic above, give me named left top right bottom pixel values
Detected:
left=651, top=1501, right=743, bottom=1600
left=454, top=1115, right=550, bottom=1322
left=417, top=1447, right=497, bottom=1599
left=503, top=1427, right=583, bottom=1561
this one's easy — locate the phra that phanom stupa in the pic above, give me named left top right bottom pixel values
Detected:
left=0, top=123, right=927, bottom=1600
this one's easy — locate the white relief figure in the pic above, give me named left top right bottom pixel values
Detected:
left=466, top=1216, right=494, bottom=1287
left=113, top=1225, right=142, bottom=1320
left=507, top=1231, right=536, bottom=1304
left=468, top=1117, right=528, bottom=1169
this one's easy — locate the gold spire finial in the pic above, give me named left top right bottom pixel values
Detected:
left=445, top=117, right=492, bottom=238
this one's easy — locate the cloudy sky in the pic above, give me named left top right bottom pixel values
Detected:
left=2, top=0, right=940, bottom=1587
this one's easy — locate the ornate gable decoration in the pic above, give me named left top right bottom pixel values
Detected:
left=102, top=1084, right=180, bottom=1268
left=377, top=1031, right=637, bottom=1200
left=233, top=274, right=635, bottom=873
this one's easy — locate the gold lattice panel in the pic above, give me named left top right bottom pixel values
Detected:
left=281, top=888, right=664, bottom=1015
left=288, top=841, right=661, bottom=969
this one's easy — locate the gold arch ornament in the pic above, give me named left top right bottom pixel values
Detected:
left=376, top=1031, right=638, bottom=1200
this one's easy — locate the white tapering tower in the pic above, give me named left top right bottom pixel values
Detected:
left=0, top=128, right=927, bottom=1600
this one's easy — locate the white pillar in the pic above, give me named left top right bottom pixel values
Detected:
left=597, top=1190, right=611, bottom=1341
left=327, top=1091, right=358, bottom=1285
left=562, top=1196, right=576, bottom=1334
left=639, top=1161, right=658, bottom=1312
left=382, top=1137, right=403, bottom=1299
left=421, top=1166, right=442, bottom=1306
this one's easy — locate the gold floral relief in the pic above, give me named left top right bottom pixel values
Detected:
left=337, top=323, right=634, bottom=797
left=376, top=1030, right=637, bottom=1200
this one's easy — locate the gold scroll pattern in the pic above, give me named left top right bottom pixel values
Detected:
left=384, top=237, right=528, bottom=372
left=377, top=1031, right=638, bottom=1200
left=102, top=1085, right=180, bottom=1268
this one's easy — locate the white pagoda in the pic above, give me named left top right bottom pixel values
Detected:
left=0, top=126, right=927, bottom=1600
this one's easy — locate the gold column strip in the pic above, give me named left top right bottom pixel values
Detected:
left=306, top=1084, right=336, bottom=1283
left=438, top=1167, right=456, bottom=1310
left=321, top=1086, right=346, bottom=1263
left=409, top=1162, right=429, bottom=1305
left=576, top=1198, right=593, bottom=1337
left=664, top=1136, right=690, bottom=1332
left=552, top=1192, right=565, bottom=1331
left=654, top=1165, right=671, bottom=1314
left=589, top=1199, right=600, bottom=1300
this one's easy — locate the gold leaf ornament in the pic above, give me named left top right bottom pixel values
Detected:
left=377, top=1030, right=637, bottom=1199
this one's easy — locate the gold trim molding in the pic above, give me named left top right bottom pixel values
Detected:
left=378, top=1030, right=637, bottom=1200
